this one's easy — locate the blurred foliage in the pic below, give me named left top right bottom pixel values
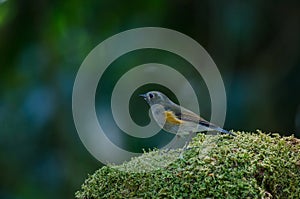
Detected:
left=0, top=0, right=300, bottom=198
left=75, top=132, right=300, bottom=198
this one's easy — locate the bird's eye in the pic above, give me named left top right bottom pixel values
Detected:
left=149, top=93, right=154, bottom=99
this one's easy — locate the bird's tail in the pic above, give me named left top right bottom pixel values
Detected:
left=214, top=127, right=235, bottom=136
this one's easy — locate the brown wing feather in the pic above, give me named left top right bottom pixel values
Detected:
left=172, top=106, right=218, bottom=128
left=164, top=102, right=233, bottom=135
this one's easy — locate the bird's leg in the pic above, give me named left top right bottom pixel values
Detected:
left=166, top=134, right=181, bottom=152
left=179, top=132, right=195, bottom=159
left=183, top=132, right=195, bottom=150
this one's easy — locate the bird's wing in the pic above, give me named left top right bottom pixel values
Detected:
left=174, top=107, right=211, bottom=127
left=171, top=106, right=232, bottom=134
left=165, top=104, right=208, bottom=125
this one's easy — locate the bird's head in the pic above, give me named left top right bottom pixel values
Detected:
left=139, top=91, right=170, bottom=106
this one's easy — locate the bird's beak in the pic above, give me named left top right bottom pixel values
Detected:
left=139, top=94, right=147, bottom=99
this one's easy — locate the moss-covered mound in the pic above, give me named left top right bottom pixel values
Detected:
left=75, top=131, right=300, bottom=199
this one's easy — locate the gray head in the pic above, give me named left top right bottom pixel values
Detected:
left=139, top=91, right=172, bottom=106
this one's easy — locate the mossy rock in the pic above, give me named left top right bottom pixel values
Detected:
left=75, top=131, right=300, bottom=199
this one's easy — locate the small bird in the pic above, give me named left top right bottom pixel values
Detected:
left=140, top=91, right=234, bottom=149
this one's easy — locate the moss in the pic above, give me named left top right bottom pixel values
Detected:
left=75, top=131, right=300, bottom=199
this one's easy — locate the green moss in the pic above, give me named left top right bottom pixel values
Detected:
left=75, top=131, right=300, bottom=199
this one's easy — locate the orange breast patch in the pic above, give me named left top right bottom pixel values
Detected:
left=164, top=111, right=183, bottom=124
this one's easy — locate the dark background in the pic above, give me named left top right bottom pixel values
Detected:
left=1, top=0, right=300, bottom=198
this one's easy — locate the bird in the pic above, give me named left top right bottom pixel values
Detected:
left=139, top=91, right=234, bottom=150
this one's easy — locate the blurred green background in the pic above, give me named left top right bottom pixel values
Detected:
left=1, top=0, right=300, bottom=198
